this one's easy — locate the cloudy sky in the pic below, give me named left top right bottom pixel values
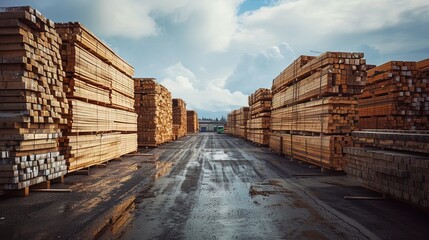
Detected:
left=2, top=0, right=429, bottom=118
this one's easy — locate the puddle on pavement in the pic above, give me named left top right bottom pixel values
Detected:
left=204, top=150, right=235, bottom=161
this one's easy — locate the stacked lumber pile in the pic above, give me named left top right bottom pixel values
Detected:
left=226, top=110, right=239, bottom=135
left=236, top=107, right=249, bottom=139
left=134, top=78, right=173, bottom=146
left=358, top=59, right=429, bottom=130
left=186, top=110, right=199, bottom=133
left=345, top=130, right=429, bottom=209
left=56, top=22, right=137, bottom=172
left=247, top=88, right=272, bottom=145
left=270, top=52, right=367, bottom=170
left=172, top=98, right=187, bottom=139
left=0, top=7, right=68, bottom=191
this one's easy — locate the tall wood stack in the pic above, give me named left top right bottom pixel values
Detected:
left=172, top=98, right=187, bottom=139
left=134, top=78, right=173, bottom=146
left=0, top=7, right=68, bottom=191
left=55, top=22, right=137, bottom=172
left=246, top=88, right=272, bottom=145
left=226, top=111, right=236, bottom=135
left=344, top=130, right=429, bottom=210
left=236, top=107, right=249, bottom=139
left=186, top=110, right=199, bottom=133
left=270, top=52, right=367, bottom=170
left=358, top=59, right=429, bottom=130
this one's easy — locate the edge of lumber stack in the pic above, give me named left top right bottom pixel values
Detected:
left=226, top=107, right=249, bottom=138
left=246, top=88, right=272, bottom=145
left=55, top=22, right=137, bottom=172
left=345, top=130, right=429, bottom=210
left=134, top=78, right=173, bottom=147
left=186, top=110, right=199, bottom=133
left=269, top=51, right=367, bottom=170
left=358, top=59, right=429, bottom=130
left=172, top=98, right=187, bottom=139
left=0, top=6, right=68, bottom=191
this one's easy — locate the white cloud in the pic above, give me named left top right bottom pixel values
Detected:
left=83, top=0, right=243, bottom=51
left=160, top=63, right=247, bottom=112
left=235, top=0, right=429, bottom=54
left=224, top=42, right=295, bottom=94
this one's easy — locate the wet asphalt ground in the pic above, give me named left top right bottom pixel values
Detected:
left=1, top=132, right=428, bottom=239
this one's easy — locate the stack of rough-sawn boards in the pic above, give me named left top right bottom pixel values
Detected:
left=226, top=110, right=237, bottom=135
left=134, top=78, right=173, bottom=147
left=269, top=52, right=367, bottom=170
left=236, top=107, right=249, bottom=139
left=172, top=98, right=187, bottom=139
left=246, top=88, right=272, bottom=145
left=358, top=59, right=429, bottom=130
left=186, top=110, right=199, bottom=133
left=55, top=22, right=137, bottom=172
left=344, top=130, right=429, bottom=210
left=0, top=7, right=68, bottom=192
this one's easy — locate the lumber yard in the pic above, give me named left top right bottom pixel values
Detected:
left=1, top=5, right=429, bottom=240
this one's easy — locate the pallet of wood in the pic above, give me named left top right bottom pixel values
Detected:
left=56, top=22, right=137, bottom=172
left=0, top=7, right=68, bottom=193
left=172, top=98, right=187, bottom=139
left=186, top=110, right=199, bottom=133
left=358, top=59, right=429, bottom=130
left=272, top=52, right=367, bottom=95
left=269, top=52, right=367, bottom=170
left=247, top=88, right=272, bottom=145
left=345, top=129, right=429, bottom=210
left=134, top=78, right=173, bottom=146
left=270, top=97, right=359, bottom=134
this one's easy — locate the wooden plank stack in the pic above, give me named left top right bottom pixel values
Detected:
left=236, top=107, right=249, bottom=139
left=0, top=6, right=68, bottom=191
left=226, top=110, right=237, bottom=135
left=55, top=22, right=137, bottom=172
left=358, top=59, right=429, bottom=130
left=247, top=88, right=272, bottom=145
left=269, top=52, right=367, bottom=170
left=172, top=98, right=187, bottom=139
left=345, top=130, right=429, bottom=210
left=186, top=110, right=199, bottom=133
left=134, top=78, right=173, bottom=146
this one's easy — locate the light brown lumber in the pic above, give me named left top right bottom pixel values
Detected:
left=134, top=78, right=173, bottom=146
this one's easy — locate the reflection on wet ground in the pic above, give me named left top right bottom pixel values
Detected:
left=120, top=133, right=379, bottom=240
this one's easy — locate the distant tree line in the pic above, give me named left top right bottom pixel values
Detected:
left=199, top=116, right=226, bottom=122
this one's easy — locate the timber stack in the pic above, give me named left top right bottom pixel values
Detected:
left=55, top=22, right=137, bottom=172
left=344, top=130, right=429, bottom=210
left=134, top=78, right=173, bottom=147
left=226, top=109, right=238, bottom=135
left=0, top=7, right=68, bottom=193
left=247, top=88, right=272, bottom=145
left=270, top=52, right=367, bottom=170
left=172, top=98, right=187, bottom=139
left=358, top=59, right=429, bottom=130
left=236, top=107, right=249, bottom=139
left=186, top=110, right=199, bottom=133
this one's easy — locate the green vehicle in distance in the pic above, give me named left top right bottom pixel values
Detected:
left=217, top=126, right=224, bottom=134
